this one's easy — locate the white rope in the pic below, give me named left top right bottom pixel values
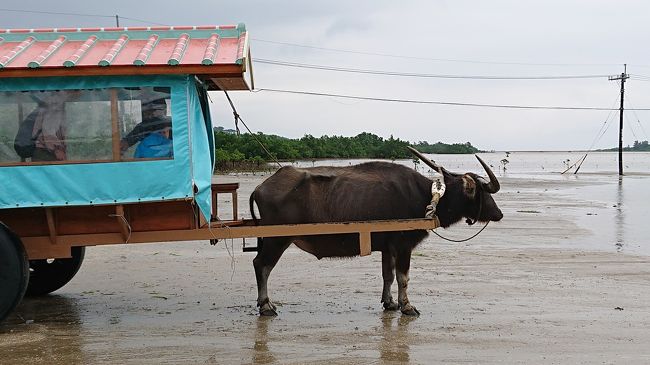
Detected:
left=108, top=213, right=132, bottom=244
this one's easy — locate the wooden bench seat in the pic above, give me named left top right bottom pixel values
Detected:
left=211, top=182, right=239, bottom=221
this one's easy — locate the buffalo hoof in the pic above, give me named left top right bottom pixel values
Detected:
left=400, top=304, right=420, bottom=316
left=259, top=301, right=277, bottom=316
left=383, top=300, right=399, bottom=311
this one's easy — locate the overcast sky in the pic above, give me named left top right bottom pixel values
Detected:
left=3, top=1, right=650, bottom=151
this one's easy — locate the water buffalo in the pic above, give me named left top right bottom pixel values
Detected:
left=249, top=147, right=503, bottom=316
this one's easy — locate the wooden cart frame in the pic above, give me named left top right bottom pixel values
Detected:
left=3, top=187, right=440, bottom=259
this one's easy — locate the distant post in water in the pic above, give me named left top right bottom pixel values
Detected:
left=609, top=64, right=629, bottom=176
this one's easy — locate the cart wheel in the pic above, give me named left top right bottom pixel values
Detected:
left=26, top=246, right=85, bottom=296
left=0, top=223, right=29, bottom=322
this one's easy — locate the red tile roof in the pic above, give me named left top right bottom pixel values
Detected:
left=0, top=24, right=252, bottom=90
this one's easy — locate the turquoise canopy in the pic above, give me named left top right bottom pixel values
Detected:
left=0, top=74, right=215, bottom=221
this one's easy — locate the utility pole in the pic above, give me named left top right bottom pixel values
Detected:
left=609, top=64, right=629, bottom=176
left=115, top=15, right=120, bottom=27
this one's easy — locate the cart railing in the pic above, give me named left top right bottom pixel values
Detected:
left=20, top=217, right=440, bottom=259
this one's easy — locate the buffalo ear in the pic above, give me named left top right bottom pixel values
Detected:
left=462, top=174, right=477, bottom=198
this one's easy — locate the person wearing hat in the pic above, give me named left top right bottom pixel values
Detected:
left=133, top=120, right=173, bottom=158
left=120, top=98, right=171, bottom=155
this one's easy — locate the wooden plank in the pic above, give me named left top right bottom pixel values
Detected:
left=128, top=200, right=195, bottom=231
left=45, top=208, right=57, bottom=245
left=359, top=231, right=371, bottom=256
left=232, top=191, right=238, bottom=220
left=56, top=205, right=121, bottom=235
left=0, top=65, right=246, bottom=80
left=0, top=207, right=50, bottom=237
left=0, top=200, right=194, bottom=238
left=212, top=183, right=239, bottom=192
left=21, top=218, right=440, bottom=259
left=26, top=243, right=72, bottom=260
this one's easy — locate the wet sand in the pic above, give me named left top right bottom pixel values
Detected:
left=2, top=173, right=650, bottom=364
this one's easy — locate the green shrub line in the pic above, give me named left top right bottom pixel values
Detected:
left=214, top=130, right=480, bottom=171
left=597, top=140, right=650, bottom=152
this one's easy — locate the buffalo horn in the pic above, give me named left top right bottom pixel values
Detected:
left=475, top=155, right=500, bottom=193
left=407, top=146, right=448, bottom=174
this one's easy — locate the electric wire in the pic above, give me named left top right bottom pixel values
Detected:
left=0, top=8, right=114, bottom=18
left=586, top=96, right=620, bottom=151
left=561, top=96, right=619, bottom=174
left=625, top=98, right=650, bottom=140
left=223, top=90, right=283, bottom=168
left=626, top=112, right=639, bottom=141
left=115, top=16, right=168, bottom=26
left=252, top=38, right=622, bottom=67
left=629, top=75, right=650, bottom=82
left=0, top=8, right=169, bottom=26
left=256, top=87, right=650, bottom=111
left=254, top=58, right=612, bottom=80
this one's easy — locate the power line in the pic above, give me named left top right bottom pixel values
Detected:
left=629, top=74, right=650, bottom=79
left=252, top=38, right=622, bottom=67
left=115, top=16, right=168, bottom=26
left=585, top=96, right=620, bottom=151
left=254, top=58, right=612, bottom=80
left=624, top=110, right=639, bottom=140
left=625, top=98, right=650, bottom=140
left=0, top=7, right=113, bottom=18
left=256, top=87, right=650, bottom=111
left=0, top=8, right=168, bottom=26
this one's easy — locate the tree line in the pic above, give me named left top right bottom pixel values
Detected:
left=598, top=140, right=650, bottom=152
left=214, top=129, right=480, bottom=170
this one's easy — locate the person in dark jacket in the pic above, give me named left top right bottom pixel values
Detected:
left=120, top=98, right=171, bottom=155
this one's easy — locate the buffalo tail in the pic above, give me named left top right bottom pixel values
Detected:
left=249, top=190, right=259, bottom=226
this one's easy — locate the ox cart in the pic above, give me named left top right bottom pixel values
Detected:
left=0, top=24, right=439, bottom=322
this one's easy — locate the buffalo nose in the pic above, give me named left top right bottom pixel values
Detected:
left=492, top=209, right=504, bottom=222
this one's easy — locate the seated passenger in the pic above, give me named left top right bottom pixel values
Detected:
left=121, top=98, right=170, bottom=154
left=134, top=123, right=173, bottom=159
left=18, top=91, right=80, bottom=162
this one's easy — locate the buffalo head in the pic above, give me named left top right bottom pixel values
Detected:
left=408, top=147, right=503, bottom=228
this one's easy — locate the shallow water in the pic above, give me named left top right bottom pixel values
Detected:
left=291, top=151, right=650, bottom=256
left=292, top=151, right=650, bottom=176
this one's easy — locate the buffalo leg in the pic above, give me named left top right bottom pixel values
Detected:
left=253, top=237, right=291, bottom=316
left=396, top=248, right=420, bottom=316
left=381, top=250, right=399, bottom=311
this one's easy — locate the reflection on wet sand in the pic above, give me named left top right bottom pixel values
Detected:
left=379, top=312, right=416, bottom=364
left=252, top=316, right=276, bottom=364
left=0, top=295, right=84, bottom=364
left=615, top=177, right=624, bottom=251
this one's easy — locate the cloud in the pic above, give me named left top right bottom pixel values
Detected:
left=3, top=0, right=650, bottom=150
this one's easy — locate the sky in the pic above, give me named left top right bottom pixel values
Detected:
left=2, top=0, right=650, bottom=151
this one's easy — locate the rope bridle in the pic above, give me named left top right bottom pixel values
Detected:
left=431, top=221, right=490, bottom=243
left=430, top=186, right=490, bottom=243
